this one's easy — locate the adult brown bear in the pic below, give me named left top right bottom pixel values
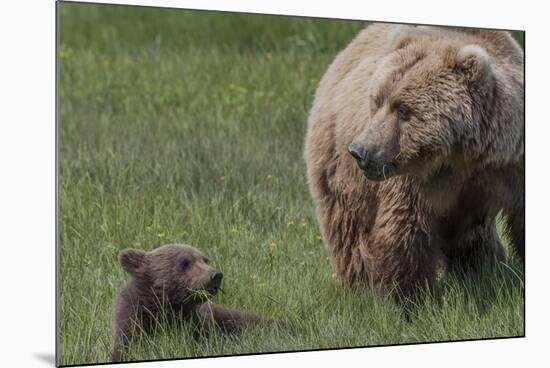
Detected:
left=304, top=24, right=524, bottom=300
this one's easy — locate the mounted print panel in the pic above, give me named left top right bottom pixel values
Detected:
left=57, top=2, right=525, bottom=366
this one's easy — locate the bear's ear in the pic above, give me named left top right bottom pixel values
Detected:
left=454, top=44, right=492, bottom=85
left=388, top=26, right=420, bottom=51
left=118, top=249, right=146, bottom=274
left=388, top=25, right=436, bottom=52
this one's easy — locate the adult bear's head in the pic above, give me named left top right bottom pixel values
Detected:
left=348, top=30, right=496, bottom=182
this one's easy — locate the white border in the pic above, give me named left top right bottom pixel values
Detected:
left=2, top=1, right=549, bottom=367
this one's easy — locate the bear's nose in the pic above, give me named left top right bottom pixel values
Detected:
left=348, top=142, right=368, bottom=162
left=210, top=271, right=223, bottom=287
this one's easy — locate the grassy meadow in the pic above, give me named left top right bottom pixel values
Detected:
left=59, top=3, right=525, bottom=366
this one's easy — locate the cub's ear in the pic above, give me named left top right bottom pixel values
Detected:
left=455, top=44, right=492, bottom=85
left=118, top=249, right=146, bottom=274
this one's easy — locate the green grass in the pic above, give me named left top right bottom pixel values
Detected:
left=59, top=3, right=525, bottom=366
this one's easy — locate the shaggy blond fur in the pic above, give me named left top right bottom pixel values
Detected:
left=305, top=24, right=524, bottom=299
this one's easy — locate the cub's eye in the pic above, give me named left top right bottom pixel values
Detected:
left=396, top=104, right=410, bottom=121
left=179, top=259, right=190, bottom=270
left=203, top=257, right=209, bottom=264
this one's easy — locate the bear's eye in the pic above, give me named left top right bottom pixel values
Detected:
left=179, top=259, right=190, bottom=270
left=203, top=257, right=209, bottom=264
left=395, top=104, right=410, bottom=121
left=372, top=94, right=383, bottom=109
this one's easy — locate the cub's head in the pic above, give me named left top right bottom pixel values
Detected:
left=118, top=244, right=223, bottom=305
left=348, top=28, right=496, bottom=181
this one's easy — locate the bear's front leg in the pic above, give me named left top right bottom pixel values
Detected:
left=111, top=293, right=135, bottom=362
left=193, top=303, right=261, bottom=337
left=366, top=202, right=440, bottom=302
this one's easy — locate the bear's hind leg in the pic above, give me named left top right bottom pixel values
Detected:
left=367, top=212, right=441, bottom=304
left=444, top=219, right=505, bottom=276
left=503, top=190, right=524, bottom=262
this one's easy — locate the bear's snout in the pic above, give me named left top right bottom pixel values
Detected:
left=348, top=142, right=368, bottom=163
left=348, top=142, right=396, bottom=181
left=209, top=271, right=223, bottom=288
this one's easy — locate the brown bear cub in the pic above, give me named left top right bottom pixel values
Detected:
left=112, top=244, right=261, bottom=362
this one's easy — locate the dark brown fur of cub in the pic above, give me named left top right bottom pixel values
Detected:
left=111, top=244, right=261, bottom=362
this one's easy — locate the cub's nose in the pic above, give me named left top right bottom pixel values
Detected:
left=210, top=271, right=223, bottom=287
left=348, top=142, right=368, bottom=162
